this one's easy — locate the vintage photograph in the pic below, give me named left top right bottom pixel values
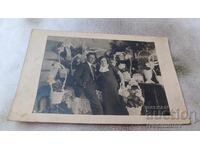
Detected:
left=8, top=30, right=190, bottom=124
left=33, top=36, right=170, bottom=116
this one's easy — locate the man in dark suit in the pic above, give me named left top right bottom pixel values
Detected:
left=74, top=53, right=103, bottom=115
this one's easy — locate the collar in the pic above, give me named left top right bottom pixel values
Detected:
left=99, top=64, right=109, bottom=72
left=87, top=61, right=93, bottom=67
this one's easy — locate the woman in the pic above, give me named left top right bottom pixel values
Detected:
left=96, top=56, right=128, bottom=115
left=139, top=62, right=170, bottom=115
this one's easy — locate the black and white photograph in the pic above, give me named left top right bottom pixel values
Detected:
left=8, top=30, right=189, bottom=124
left=33, top=36, right=170, bottom=116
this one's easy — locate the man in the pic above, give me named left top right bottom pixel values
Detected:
left=74, top=52, right=103, bottom=115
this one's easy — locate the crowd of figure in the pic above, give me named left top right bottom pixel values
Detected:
left=34, top=41, right=170, bottom=116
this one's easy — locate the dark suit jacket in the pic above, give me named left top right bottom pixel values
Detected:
left=74, top=62, right=95, bottom=88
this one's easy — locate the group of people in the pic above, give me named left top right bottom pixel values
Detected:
left=35, top=41, right=171, bottom=116
left=59, top=45, right=148, bottom=115
left=73, top=53, right=129, bottom=115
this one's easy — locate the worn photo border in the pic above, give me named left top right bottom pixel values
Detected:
left=8, top=29, right=190, bottom=124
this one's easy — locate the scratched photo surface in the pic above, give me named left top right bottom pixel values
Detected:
left=33, top=36, right=170, bottom=116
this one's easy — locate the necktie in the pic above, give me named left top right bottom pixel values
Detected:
left=91, top=65, right=95, bottom=80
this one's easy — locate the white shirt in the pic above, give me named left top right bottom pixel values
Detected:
left=99, top=64, right=109, bottom=72
left=87, top=62, right=95, bottom=79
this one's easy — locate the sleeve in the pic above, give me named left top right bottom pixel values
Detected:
left=95, top=69, right=103, bottom=90
left=73, top=64, right=84, bottom=87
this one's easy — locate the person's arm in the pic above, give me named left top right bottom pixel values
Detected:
left=74, top=64, right=84, bottom=87
left=110, top=65, right=125, bottom=87
left=117, top=70, right=125, bottom=87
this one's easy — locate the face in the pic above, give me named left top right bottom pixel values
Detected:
left=87, top=54, right=96, bottom=64
left=100, top=58, right=108, bottom=67
left=76, top=55, right=81, bottom=63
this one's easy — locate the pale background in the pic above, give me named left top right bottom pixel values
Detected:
left=0, top=18, right=199, bottom=130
